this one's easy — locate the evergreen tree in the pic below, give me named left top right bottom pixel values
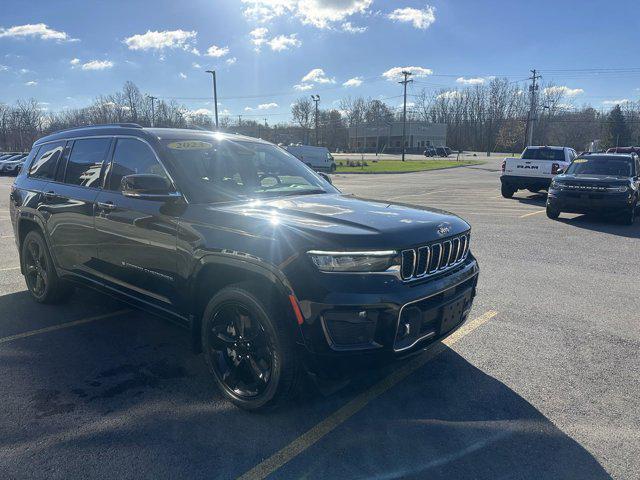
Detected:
left=605, top=104, right=630, bottom=148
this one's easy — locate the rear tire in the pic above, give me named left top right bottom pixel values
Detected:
left=21, top=230, right=74, bottom=304
left=546, top=205, right=561, bottom=219
left=501, top=184, right=516, bottom=198
left=201, top=286, right=301, bottom=411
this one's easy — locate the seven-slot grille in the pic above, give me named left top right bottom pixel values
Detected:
left=400, top=233, right=470, bottom=281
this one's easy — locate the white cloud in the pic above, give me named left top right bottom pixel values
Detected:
left=267, top=34, right=301, bottom=51
left=387, top=5, right=436, bottom=29
left=81, top=60, right=114, bottom=71
left=258, top=102, right=279, bottom=110
left=543, top=85, right=584, bottom=97
left=341, top=21, right=367, bottom=33
left=124, top=29, right=198, bottom=53
left=179, top=72, right=187, bottom=79
left=301, top=68, right=335, bottom=84
left=0, top=23, right=77, bottom=41
left=192, top=62, right=202, bottom=69
left=244, top=106, right=254, bottom=111
left=205, top=45, right=230, bottom=57
left=602, top=99, right=631, bottom=105
left=70, top=58, right=80, bottom=66
left=294, top=83, right=314, bottom=91
left=226, top=57, right=237, bottom=65
left=343, top=76, right=363, bottom=87
left=382, top=66, right=433, bottom=81
left=250, top=27, right=269, bottom=50
left=0, top=64, right=8, bottom=71
left=437, top=90, right=461, bottom=100
left=456, top=77, right=485, bottom=85
left=241, top=0, right=372, bottom=29
left=25, top=80, right=37, bottom=86
left=185, top=108, right=213, bottom=117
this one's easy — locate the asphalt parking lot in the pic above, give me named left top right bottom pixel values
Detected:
left=1, top=157, right=638, bottom=480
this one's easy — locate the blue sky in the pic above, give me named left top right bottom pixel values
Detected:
left=1, top=0, right=639, bottom=121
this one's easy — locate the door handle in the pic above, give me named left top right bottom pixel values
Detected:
left=97, top=201, right=116, bottom=211
left=43, top=191, right=58, bottom=201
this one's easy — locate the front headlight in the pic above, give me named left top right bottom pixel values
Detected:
left=307, top=250, right=400, bottom=273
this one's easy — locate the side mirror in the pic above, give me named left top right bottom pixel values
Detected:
left=121, top=174, right=181, bottom=200
left=318, top=172, right=332, bottom=184
left=556, top=168, right=564, bottom=174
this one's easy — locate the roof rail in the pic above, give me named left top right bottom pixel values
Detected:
left=50, top=123, right=144, bottom=135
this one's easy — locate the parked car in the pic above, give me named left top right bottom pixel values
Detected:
left=10, top=124, right=479, bottom=411
left=501, top=146, right=577, bottom=198
left=0, top=153, right=26, bottom=174
left=436, top=147, right=451, bottom=157
left=283, top=144, right=336, bottom=172
left=0, top=156, right=27, bottom=175
left=546, top=153, right=639, bottom=224
left=423, top=146, right=437, bottom=157
left=606, top=146, right=640, bottom=155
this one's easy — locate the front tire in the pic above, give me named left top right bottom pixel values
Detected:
left=546, top=205, right=561, bottom=219
left=621, top=201, right=636, bottom=225
left=21, top=230, right=74, bottom=304
left=501, top=184, right=516, bottom=198
left=201, top=286, right=301, bottom=411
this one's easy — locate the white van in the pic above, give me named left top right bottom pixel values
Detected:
left=284, top=145, right=336, bottom=172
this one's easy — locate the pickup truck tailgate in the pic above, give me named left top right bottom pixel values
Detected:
left=504, top=157, right=554, bottom=178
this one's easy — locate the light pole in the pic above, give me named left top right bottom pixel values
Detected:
left=205, top=70, right=219, bottom=129
left=311, top=94, right=320, bottom=146
left=399, top=71, right=413, bottom=161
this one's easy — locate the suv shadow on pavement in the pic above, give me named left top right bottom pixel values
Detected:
left=510, top=192, right=548, bottom=206
left=0, top=290, right=612, bottom=480
left=559, top=214, right=640, bottom=239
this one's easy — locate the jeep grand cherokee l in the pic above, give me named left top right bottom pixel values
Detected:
left=9, top=124, right=479, bottom=411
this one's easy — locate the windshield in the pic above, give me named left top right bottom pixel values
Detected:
left=161, top=138, right=338, bottom=203
left=521, top=148, right=565, bottom=161
left=565, top=156, right=634, bottom=176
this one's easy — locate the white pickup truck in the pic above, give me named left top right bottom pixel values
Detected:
left=500, top=146, right=577, bottom=198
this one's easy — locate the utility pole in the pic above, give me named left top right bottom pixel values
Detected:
left=148, top=95, right=157, bottom=127
left=205, top=70, right=219, bottom=129
left=237, top=115, right=242, bottom=127
left=399, top=71, right=413, bottom=161
left=311, top=94, right=320, bottom=146
left=526, top=69, right=541, bottom=146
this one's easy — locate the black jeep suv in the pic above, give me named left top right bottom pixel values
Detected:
left=547, top=153, right=640, bottom=224
left=9, top=124, right=479, bottom=410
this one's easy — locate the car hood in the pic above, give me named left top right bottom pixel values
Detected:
left=190, top=193, right=470, bottom=251
left=557, top=174, right=630, bottom=185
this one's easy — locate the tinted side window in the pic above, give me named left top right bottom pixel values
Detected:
left=29, top=142, right=64, bottom=180
left=64, top=138, right=111, bottom=187
left=106, top=138, right=168, bottom=191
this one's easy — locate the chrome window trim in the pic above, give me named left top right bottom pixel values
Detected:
left=32, top=134, right=186, bottom=202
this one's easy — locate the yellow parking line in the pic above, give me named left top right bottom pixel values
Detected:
left=0, top=235, right=14, bottom=239
left=520, top=210, right=545, bottom=218
left=237, top=309, right=498, bottom=480
left=0, top=266, right=20, bottom=272
left=0, top=309, right=131, bottom=345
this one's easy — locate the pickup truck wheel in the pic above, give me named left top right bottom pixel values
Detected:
left=21, top=230, right=74, bottom=304
left=201, top=286, right=301, bottom=411
left=546, top=205, right=561, bottom=220
left=501, top=184, right=516, bottom=198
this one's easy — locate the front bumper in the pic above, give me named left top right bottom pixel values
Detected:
left=547, top=190, right=634, bottom=214
left=293, top=256, right=479, bottom=375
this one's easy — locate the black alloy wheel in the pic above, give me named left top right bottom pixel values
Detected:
left=24, top=236, right=48, bottom=300
left=21, top=230, right=73, bottom=304
left=206, top=301, right=275, bottom=399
